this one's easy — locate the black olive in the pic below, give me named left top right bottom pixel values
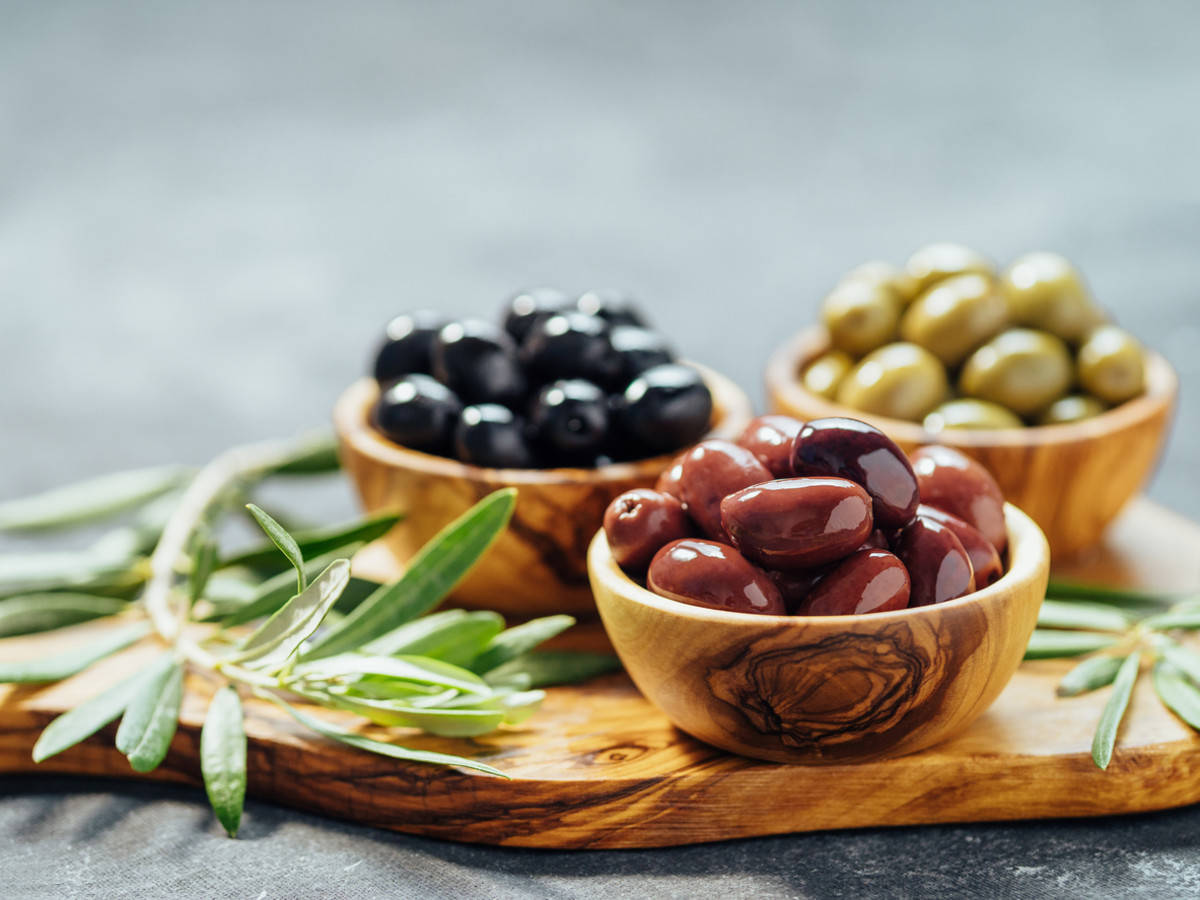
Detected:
left=454, top=404, right=536, bottom=469
left=373, top=374, right=462, bottom=455
left=431, top=319, right=527, bottom=407
left=609, top=325, right=675, bottom=382
left=529, top=379, right=610, bottom=464
left=372, top=310, right=449, bottom=383
left=501, top=287, right=571, bottom=344
left=521, top=312, right=621, bottom=385
left=620, top=363, right=712, bottom=454
left=576, top=289, right=649, bottom=327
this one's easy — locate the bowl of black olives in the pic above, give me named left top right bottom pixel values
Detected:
left=588, top=415, right=1050, bottom=764
left=765, top=245, right=1178, bottom=557
left=334, top=288, right=753, bottom=617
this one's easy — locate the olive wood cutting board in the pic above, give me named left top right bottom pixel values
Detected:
left=2, top=498, right=1199, bottom=850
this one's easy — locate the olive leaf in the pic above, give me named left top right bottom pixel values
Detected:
left=218, top=510, right=400, bottom=573
left=1036, top=600, right=1131, bottom=633
left=1057, top=654, right=1126, bottom=697
left=302, top=489, right=516, bottom=660
left=1046, top=579, right=1173, bottom=612
left=1154, top=639, right=1200, bottom=685
left=363, top=610, right=505, bottom=666
left=262, top=432, right=341, bottom=476
left=188, top=536, right=220, bottom=607
left=291, top=653, right=492, bottom=696
left=244, top=504, right=306, bottom=593
left=1152, top=663, right=1200, bottom=731
left=484, top=651, right=622, bottom=688
left=212, top=546, right=369, bottom=626
left=0, top=465, right=192, bottom=533
left=1092, top=651, right=1142, bottom=770
left=0, top=620, right=152, bottom=684
left=470, top=615, right=575, bottom=674
left=0, top=593, right=130, bottom=638
left=0, top=551, right=145, bottom=599
left=306, top=690, right=507, bottom=737
left=115, top=659, right=185, bottom=772
left=201, top=686, right=247, bottom=838
left=1142, top=610, right=1200, bottom=632
left=1024, top=629, right=1119, bottom=660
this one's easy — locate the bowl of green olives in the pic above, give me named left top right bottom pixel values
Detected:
left=335, top=288, right=754, bottom=617
left=765, top=245, right=1178, bottom=557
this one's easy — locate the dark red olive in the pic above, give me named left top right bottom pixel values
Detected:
left=719, top=477, right=874, bottom=570
left=798, top=549, right=911, bottom=616
left=911, top=445, right=1007, bottom=552
left=861, top=529, right=889, bottom=550
left=892, top=517, right=975, bottom=607
left=768, top=565, right=832, bottom=614
left=655, top=452, right=686, bottom=500
left=648, top=539, right=784, bottom=615
left=916, top=504, right=1003, bottom=587
left=603, top=489, right=692, bottom=573
left=792, top=417, right=919, bottom=530
left=678, top=440, right=773, bottom=541
left=734, top=415, right=803, bottom=477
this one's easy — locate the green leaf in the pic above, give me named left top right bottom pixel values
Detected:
left=308, top=690, right=506, bottom=736
left=1153, top=663, right=1200, bottom=731
left=1024, top=629, right=1119, bottom=660
left=1046, top=579, right=1173, bottom=612
left=1155, top=640, right=1200, bottom=685
left=302, top=489, right=516, bottom=660
left=259, top=691, right=506, bottom=777
left=115, top=660, right=184, bottom=772
left=212, top=546, right=368, bottom=627
left=263, top=432, right=341, bottom=476
left=0, top=621, right=152, bottom=683
left=1142, top=610, right=1200, bottom=632
left=219, top=511, right=400, bottom=573
left=0, top=551, right=144, bottom=599
left=292, top=653, right=492, bottom=696
left=1092, top=651, right=1142, bottom=770
left=31, top=655, right=174, bottom=763
left=188, top=536, right=220, bottom=607
left=484, top=651, right=622, bottom=688
left=363, top=610, right=505, bottom=666
left=1037, top=600, right=1132, bottom=633
left=1057, top=654, right=1126, bottom=697
left=244, top=504, right=306, bottom=593
left=470, top=615, right=575, bottom=674
left=201, top=686, right=247, bottom=838
left=0, top=465, right=191, bottom=533
left=228, top=560, right=351, bottom=670
left=0, top=593, right=130, bottom=638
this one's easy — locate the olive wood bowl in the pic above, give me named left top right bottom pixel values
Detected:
left=765, top=326, right=1177, bottom=558
left=334, top=364, right=754, bottom=617
left=590, top=503, right=1050, bottom=764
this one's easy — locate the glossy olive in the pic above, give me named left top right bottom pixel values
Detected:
left=678, top=440, right=773, bottom=541
left=910, top=445, right=1008, bottom=552
left=861, top=529, right=889, bottom=550
left=648, top=539, right=785, bottom=615
left=959, top=328, right=1073, bottom=417
left=501, top=287, right=571, bottom=343
left=839, top=260, right=919, bottom=306
left=521, top=312, right=621, bottom=386
left=454, top=403, right=536, bottom=469
left=798, top=549, right=911, bottom=616
left=802, top=350, right=854, bottom=401
left=431, top=319, right=527, bottom=407
left=373, top=310, right=449, bottom=383
left=767, top=566, right=829, bottom=614
left=923, top=399, right=1024, bottom=433
left=836, top=342, right=949, bottom=422
left=720, top=477, right=874, bottom=570
left=916, top=504, right=1003, bottom=587
left=892, top=517, right=975, bottom=607
left=603, top=489, right=692, bottom=572
left=655, top=452, right=686, bottom=500
left=1001, top=252, right=1104, bottom=343
left=576, top=288, right=649, bottom=328
left=1038, top=394, right=1108, bottom=426
left=529, top=379, right=610, bottom=462
left=734, top=414, right=803, bottom=477
left=791, top=417, right=919, bottom=529
left=900, top=273, right=1009, bottom=367
left=373, top=374, right=463, bottom=455
left=609, top=325, right=675, bottom=382
left=821, top=280, right=901, bottom=357
left=905, top=243, right=995, bottom=294
left=620, top=364, right=714, bottom=455
left=1078, top=325, right=1146, bottom=405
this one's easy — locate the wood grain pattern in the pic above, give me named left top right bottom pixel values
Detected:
left=334, top=365, right=753, bottom=617
left=1, top=499, right=1198, bottom=849
left=591, top=505, right=1049, bottom=764
left=765, top=327, right=1178, bottom=558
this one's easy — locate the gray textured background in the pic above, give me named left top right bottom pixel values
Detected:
left=2, top=0, right=1198, bottom=897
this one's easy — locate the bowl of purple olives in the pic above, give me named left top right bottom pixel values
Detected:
left=334, top=288, right=753, bottom=617
left=589, top=415, right=1050, bottom=764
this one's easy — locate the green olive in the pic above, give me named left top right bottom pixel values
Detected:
left=1077, top=325, right=1146, bottom=404
left=923, top=399, right=1024, bottom=432
left=802, top=350, right=855, bottom=400
left=959, top=328, right=1074, bottom=416
left=899, top=273, right=1009, bottom=367
left=836, top=342, right=949, bottom=422
left=1001, top=252, right=1106, bottom=343
left=821, top=280, right=901, bottom=357
left=839, top=260, right=920, bottom=306
left=1038, top=394, right=1108, bottom=426
left=904, top=243, right=995, bottom=294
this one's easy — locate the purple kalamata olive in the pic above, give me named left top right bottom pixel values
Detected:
left=679, top=440, right=773, bottom=541
left=768, top=565, right=831, bottom=615
left=603, top=489, right=692, bottom=573
left=655, top=452, right=686, bottom=500
left=916, top=504, right=1003, bottom=587
left=648, top=539, right=785, bottom=615
left=910, top=445, right=1007, bottom=552
left=719, top=477, right=874, bottom=570
left=792, top=417, right=919, bottom=530
left=734, top=415, right=804, bottom=477
left=892, top=517, right=975, bottom=606
left=861, top=529, right=890, bottom=550
left=797, top=549, right=911, bottom=616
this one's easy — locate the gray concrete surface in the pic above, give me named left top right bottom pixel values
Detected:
left=1, top=0, right=1198, bottom=896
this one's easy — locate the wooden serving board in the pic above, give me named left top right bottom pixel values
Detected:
left=2, top=498, right=1200, bottom=849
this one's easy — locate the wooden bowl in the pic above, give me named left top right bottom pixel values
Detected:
left=590, top=504, right=1050, bottom=764
left=334, top=365, right=754, bottom=617
left=765, top=326, right=1178, bottom=558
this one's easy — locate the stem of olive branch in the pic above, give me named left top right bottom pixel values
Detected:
left=142, top=438, right=299, bottom=642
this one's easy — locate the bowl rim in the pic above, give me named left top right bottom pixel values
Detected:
left=588, top=502, right=1049, bottom=628
left=765, top=325, right=1178, bottom=449
left=333, top=361, right=754, bottom=486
